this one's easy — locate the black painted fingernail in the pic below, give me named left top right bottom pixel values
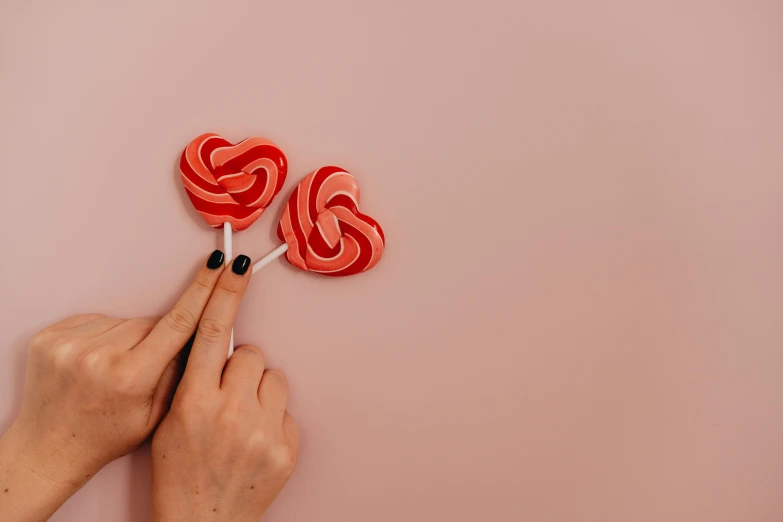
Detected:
left=207, top=250, right=224, bottom=269
left=232, top=255, right=251, bottom=275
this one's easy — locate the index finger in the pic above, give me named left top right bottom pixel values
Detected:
left=180, top=254, right=252, bottom=390
left=132, top=250, right=226, bottom=377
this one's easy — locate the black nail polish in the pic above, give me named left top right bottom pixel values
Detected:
left=232, top=255, right=251, bottom=275
left=207, top=250, right=225, bottom=269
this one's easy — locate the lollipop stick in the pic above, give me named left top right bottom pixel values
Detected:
left=223, top=223, right=233, bottom=266
left=252, top=244, right=289, bottom=275
left=223, top=222, right=234, bottom=357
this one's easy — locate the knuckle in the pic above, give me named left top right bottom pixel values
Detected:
left=193, top=272, right=214, bottom=291
left=216, top=283, right=242, bottom=299
left=263, top=370, right=289, bottom=400
left=197, top=317, right=229, bottom=341
left=165, top=307, right=198, bottom=334
left=139, top=318, right=158, bottom=335
left=235, top=344, right=264, bottom=362
left=267, top=442, right=297, bottom=475
left=266, top=368, right=287, bottom=384
left=78, top=350, right=107, bottom=374
left=29, top=330, right=53, bottom=353
left=50, top=337, right=81, bottom=370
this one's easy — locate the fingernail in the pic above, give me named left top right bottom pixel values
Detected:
left=207, top=250, right=224, bottom=269
left=232, top=255, right=251, bottom=275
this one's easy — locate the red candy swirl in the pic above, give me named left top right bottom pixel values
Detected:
left=180, top=133, right=287, bottom=231
left=276, top=166, right=385, bottom=277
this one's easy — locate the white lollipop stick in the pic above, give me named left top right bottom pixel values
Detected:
left=223, top=222, right=234, bottom=357
left=252, top=244, right=289, bottom=274
left=223, top=223, right=233, bottom=267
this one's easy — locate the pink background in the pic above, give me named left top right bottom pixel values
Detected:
left=1, top=1, right=782, bottom=520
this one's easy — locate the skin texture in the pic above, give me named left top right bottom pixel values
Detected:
left=0, top=253, right=297, bottom=522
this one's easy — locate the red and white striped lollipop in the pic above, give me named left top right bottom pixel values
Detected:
left=180, top=133, right=287, bottom=232
left=253, top=166, right=385, bottom=276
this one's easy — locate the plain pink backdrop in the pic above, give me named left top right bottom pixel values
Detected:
left=1, top=1, right=782, bottom=521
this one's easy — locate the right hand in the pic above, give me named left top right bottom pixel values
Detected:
left=151, top=255, right=299, bottom=522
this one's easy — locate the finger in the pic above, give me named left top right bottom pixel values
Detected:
left=68, top=317, right=127, bottom=338
left=221, top=345, right=265, bottom=396
left=258, top=369, right=288, bottom=420
left=181, top=254, right=252, bottom=389
left=132, top=251, right=226, bottom=378
left=148, top=350, right=187, bottom=428
left=283, top=411, right=299, bottom=453
left=96, top=317, right=158, bottom=353
left=42, top=313, right=107, bottom=333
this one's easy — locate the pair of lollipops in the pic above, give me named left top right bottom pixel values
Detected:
left=180, top=133, right=386, bottom=353
left=180, top=133, right=385, bottom=277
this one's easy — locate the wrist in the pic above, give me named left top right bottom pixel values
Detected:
left=0, top=422, right=96, bottom=522
left=5, top=419, right=100, bottom=485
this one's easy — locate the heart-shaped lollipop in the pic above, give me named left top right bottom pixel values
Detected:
left=253, top=166, right=385, bottom=276
left=180, top=133, right=287, bottom=231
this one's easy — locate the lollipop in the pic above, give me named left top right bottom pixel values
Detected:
left=180, top=132, right=287, bottom=351
left=252, top=166, right=385, bottom=276
left=180, top=132, right=288, bottom=262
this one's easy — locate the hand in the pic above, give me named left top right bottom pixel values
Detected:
left=152, top=256, right=299, bottom=522
left=0, top=250, right=230, bottom=522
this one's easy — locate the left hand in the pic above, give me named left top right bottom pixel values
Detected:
left=0, top=252, right=228, bottom=522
